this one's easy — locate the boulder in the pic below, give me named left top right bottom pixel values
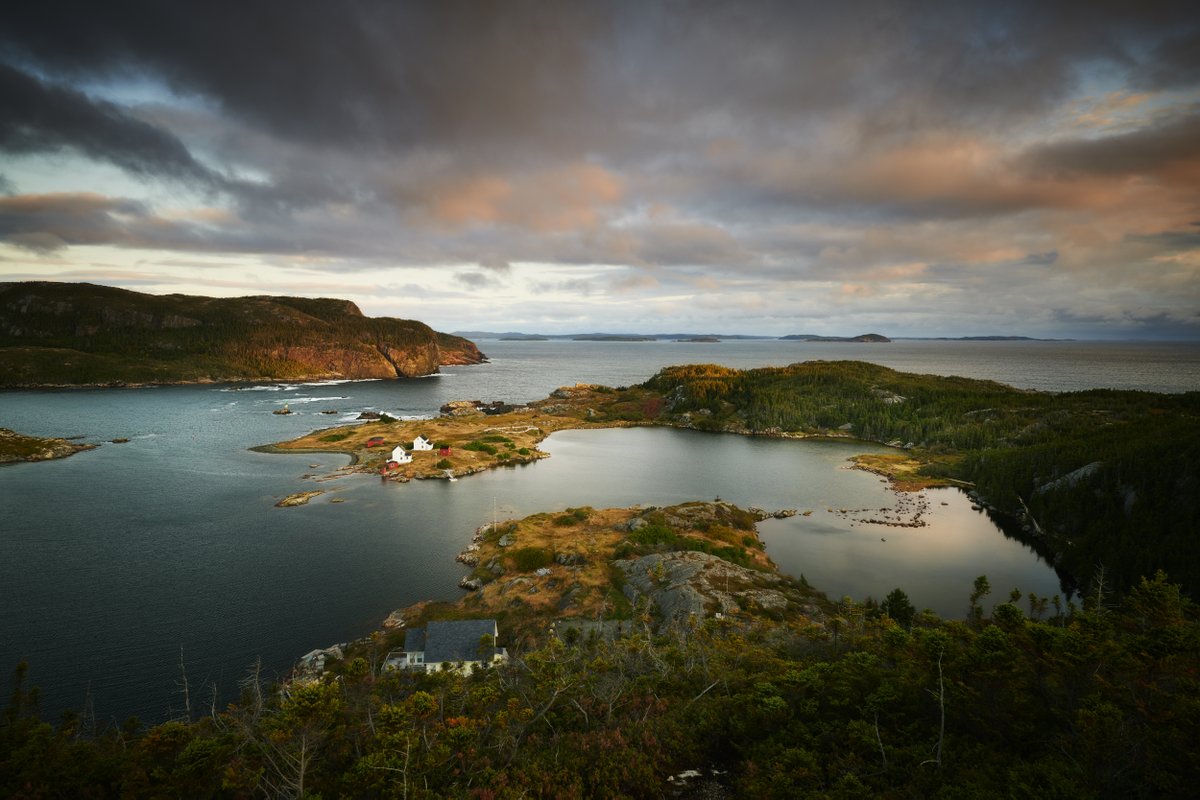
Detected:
left=440, top=400, right=484, bottom=417
left=615, top=551, right=801, bottom=629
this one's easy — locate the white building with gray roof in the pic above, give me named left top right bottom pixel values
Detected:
left=384, top=619, right=507, bottom=675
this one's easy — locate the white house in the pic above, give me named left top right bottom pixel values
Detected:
left=390, top=445, right=412, bottom=464
left=383, top=619, right=507, bottom=675
left=413, top=434, right=434, bottom=451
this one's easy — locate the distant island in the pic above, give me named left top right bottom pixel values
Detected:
left=454, top=330, right=775, bottom=340
left=894, top=335, right=1072, bottom=341
left=462, top=330, right=1069, bottom=342
left=0, top=282, right=485, bottom=388
left=779, top=333, right=891, bottom=342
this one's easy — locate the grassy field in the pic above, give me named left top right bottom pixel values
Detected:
left=264, top=406, right=607, bottom=480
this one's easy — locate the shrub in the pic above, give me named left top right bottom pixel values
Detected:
left=553, top=507, right=590, bottom=526
left=319, top=432, right=350, bottom=442
left=435, top=459, right=452, bottom=469
left=463, top=441, right=498, bottom=455
left=510, top=547, right=552, bottom=571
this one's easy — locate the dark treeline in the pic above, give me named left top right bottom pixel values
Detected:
left=638, top=362, right=1200, bottom=598
left=3, top=574, right=1196, bottom=797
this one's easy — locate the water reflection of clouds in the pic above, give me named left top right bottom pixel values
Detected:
left=760, top=485, right=1061, bottom=617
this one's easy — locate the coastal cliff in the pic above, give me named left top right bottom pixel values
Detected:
left=0, top=282, right=485, bottom=387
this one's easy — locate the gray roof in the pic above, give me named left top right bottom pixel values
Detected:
left=403, top=627, right=426, bottom=653
left=423, top=619, right=499, bottom=663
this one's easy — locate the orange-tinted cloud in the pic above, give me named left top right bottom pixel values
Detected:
left=425, top=162, right=622, bottom=232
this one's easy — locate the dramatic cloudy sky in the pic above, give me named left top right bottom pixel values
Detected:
left=1, top=1, right=1198, bottom=337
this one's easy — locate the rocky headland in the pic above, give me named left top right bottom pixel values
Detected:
left=0, top=281, right=485, bottom=387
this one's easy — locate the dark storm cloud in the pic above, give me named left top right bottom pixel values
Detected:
left=3, top=1, right=1195, bottom=162
left=1137, top=27, right=1200, bottom=90
left=0, top=0, right=610, bottom=154
left=1023, top=112, right=1200, bottom=178
left=3, top=1, right=1197, bottom=233
left=0, top=191, right=310, bottom=255
left=0, top=192, right=154, bottom=251
left=0, top=62, right=226, bottom=187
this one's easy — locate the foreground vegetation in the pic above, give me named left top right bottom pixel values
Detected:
left=4, top=571, right=1195, bottom=797
left=0, top=282, right=483, bottom=386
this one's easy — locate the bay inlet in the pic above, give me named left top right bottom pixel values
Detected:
left=3, top=339, right=1193, bottom=722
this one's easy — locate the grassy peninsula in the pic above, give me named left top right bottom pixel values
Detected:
left=0, top=282, right=484, bottom=387
left=0, top=427, right=94, bottom=463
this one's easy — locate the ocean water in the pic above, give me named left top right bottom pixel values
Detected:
left=1, top=339, right=1196, bottom=722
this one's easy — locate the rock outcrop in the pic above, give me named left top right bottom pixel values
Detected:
left=617, top=551, right=813, bottom=627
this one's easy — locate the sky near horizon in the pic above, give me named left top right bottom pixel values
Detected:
left=1, top=1, right=1198, bottom=338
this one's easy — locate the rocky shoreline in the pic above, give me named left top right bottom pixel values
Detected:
left=0, top=427, right=96, bottom=464
left=288, top=500, right=830, bottom=686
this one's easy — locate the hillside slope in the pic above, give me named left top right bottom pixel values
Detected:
left=0, top=282, right=485, bottom=386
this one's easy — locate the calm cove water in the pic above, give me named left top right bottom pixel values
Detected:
left=2, top=339, right=1197, bottom=722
